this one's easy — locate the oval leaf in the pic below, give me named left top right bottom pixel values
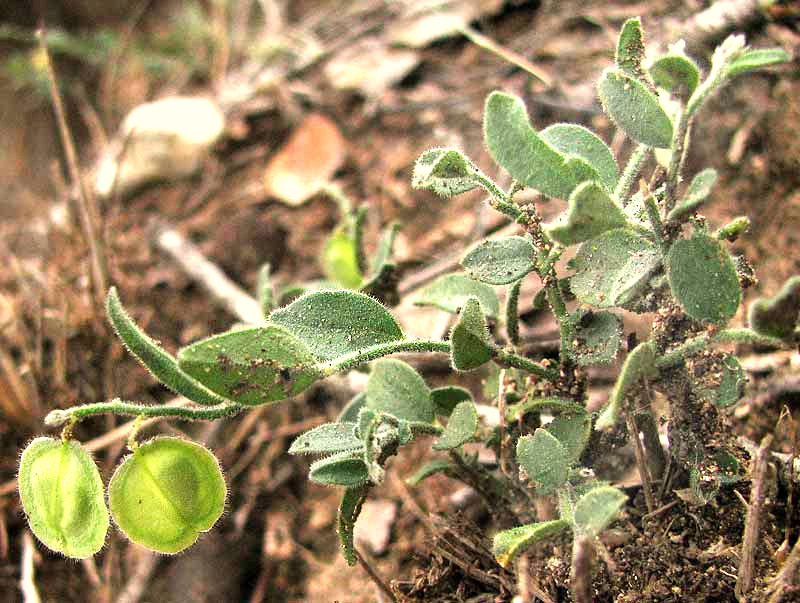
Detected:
left=414, top=274, right=500, bottom=317
left=666, top=233, right=741, bottom=324
left=598, top=68, right=673, bottom=149
left=545, top=181, right=628, bottom=246
left=725, top=48, right=790, bottom=79
left=433, top=401, right=479, bottom=450
left=748, top=276, right=800, bottom=340
left=108, top=438, right=226, bottom=554
left=269, top=290, right=404, bottom=363
left=338, top=485, right=369, bottom=565
left=516, top=429, right=570, bottom=494
left=573, top=486, right=627, bottom=537
left=18, top=438, right=109, bottom=559
left=569, top=228, right=661, bottom=308
left=450, top=297, right=493, bottom=371
left=431, top=385, right=473, bottom=417
left=338, top=392, right=367, bottom=423
left=615, top=17, right=647, bottom=80
left=650, top=53, right=700, bottom=98
left=177, top=325, right=323, bottom=406
left=564, top=309, right=624, bottom=366
left=366, top=359, right=434, bottom=424
left=106, top=287, right=227, bottom=406
left=546, top=413, right=591, bottom=463
left=309, top=452, right=370, bottom=487
left=322, top=230, right=363, bottom=289
left=289, top=422, right=364, bottom=455
left=412, top=147, right=482, bottom=197
left=540, top=124, right=618, bottom=191
left=484, top=91, right=600, bottom=199
left=493, top=519, right=571, bottom=568
left=461, top=236, right=536, bottom=285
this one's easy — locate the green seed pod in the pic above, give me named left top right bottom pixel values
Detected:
left=108, top=437, right=226, bottom=554
left=18, top=437, right=109, bottom=559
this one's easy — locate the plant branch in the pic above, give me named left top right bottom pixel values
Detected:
left=655, top=328, right=784, bottom=370
left=493, top=348, right=560, bottom=381
left=615, top=144, right=650, bottom=205
left=663, top=105, right=690, bottom=212
left=44, top=398, right=245, bottom=426
left=323, top=340, right=451, bottom=374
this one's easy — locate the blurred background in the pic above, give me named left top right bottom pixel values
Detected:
left=0, top=1, right=798, bottom=601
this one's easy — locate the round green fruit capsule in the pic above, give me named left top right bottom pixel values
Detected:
left=108, top=437, right=226, bottom=554
left=18, top=437, right=109, bottom=559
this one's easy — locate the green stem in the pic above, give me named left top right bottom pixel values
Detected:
left=614, top=144, right=650, bottom=205
left=596, top=341, right=656, bottom=430
left=643, top=194, right=666, bottom=252
left=663, top=104, right=690, bottom=212
left=506, top=280, right=522, bottom=346
left=655, top=328, right=784, bottom=370
left=45, top=398, right=245, bottom=427
left=493, top=347, right=559, bottom=381
left=323, top=340, right=452, bottom=375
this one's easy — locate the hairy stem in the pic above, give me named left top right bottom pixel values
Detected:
left=323, top=340, right=451, bottom=374
left=45, top=398, right=245, bottom=426
left=493, top=348, right=560, bottom=381
left=506, top=280, right=522, bottom=346
left=664, top=105, right=690, bottom=212
left=655, top=328, right=784, bottom=370
left=614, top=144, right=650, bottom=205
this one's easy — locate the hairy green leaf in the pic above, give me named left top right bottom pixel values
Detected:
left=106, top=287, right=227, bottom=406
left=289, top=423, right=364, bottom=456
left=725, top=47, right=790, bottom=79
left=414, top=273, right=500, bottom=317
left=650, top=53, right=700, bottom=98
left=615, top=17, right=650, bottom=84
left=433, top=401, right=479, bottom=450
left=177, top=326, right=323, bottom=406
left=748, top=276, right=800, bottom=340
left=450, top=297, right=493, bottom=371
left=546, top=181, right=628, bottom=246
left=492, top=519, right=571, bottom=568
left=540, top=124, right=618, bottom=191
left=666, top=233, right=741, bottom=324
left=366, top=359, right=434, bottom=424
left=412, top=147, right=483, bottom=197
left=18, top=438, right=108, bottom=559
left=596, top=341, right=657, bottom=430
left=406, top=459, right=456, bottom=486
left=338, top=392, right=367, bottom=423
left=598, top=68, right=673, bottom=148
left=572, top=486, right=627, bottom=537
left=484, top=91, right=600, bottom=199
left=269, top=290, right=404, bottom=363
left=322, top=230, right=363, bottom=289
left=505, top=396, right=586, bottom=423
left=338, top=485, right=369, bottom=565
left=108, top=438, right=226, bottom=554
left=546, top=412, right=591, bottom=463
left=309, top=452, right=370, bottom=487
left=667, top=168, right=718, bottom=221
left=516, top=429, right=570, bottom=494
left=431, top=385, right=473, bottom=417
left=569, top=228, right=661, bottom=308
left=461, top=236, right=535, bottom=285
left=564, top=309, right=624, bottom=365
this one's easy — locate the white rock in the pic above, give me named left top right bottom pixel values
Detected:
left=95, top=97, right=225, bottom=198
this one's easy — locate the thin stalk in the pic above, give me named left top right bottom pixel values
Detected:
left=571, top=535, right=594, bottom=603
left=655, top=328, right=784, bottom=370
left=323, top=340, right=451, bottom=374
left=644, top=194, right=666, bottom=253
left=506, top=280, right=522, bottom=346
left=45, top=398, right=245, bottom=426
left=663, top=104, right=690, bottom=212
left=614, top=144, right=650, bottom=205
left=493, top=347, right=560, bottom=381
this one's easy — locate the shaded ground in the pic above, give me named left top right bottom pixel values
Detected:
left=1, top=1, right=799, bottom=602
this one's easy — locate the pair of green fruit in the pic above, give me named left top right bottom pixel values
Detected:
left=18, top=436, right=226, bottom=558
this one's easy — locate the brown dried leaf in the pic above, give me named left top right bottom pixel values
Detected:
left=263, top=113, right=346, bottom=206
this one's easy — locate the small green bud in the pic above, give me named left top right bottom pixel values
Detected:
left=108, top=437, right=226, bottom=554
left=18, top=438, right=109, bottom=559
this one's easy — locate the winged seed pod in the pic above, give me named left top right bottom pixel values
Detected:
left=18, top=438, right=109, bottom=559
left=108, top=437, right=226, bottom=554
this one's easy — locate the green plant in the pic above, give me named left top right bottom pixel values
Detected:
left=17, top=16, right=795, bottom=600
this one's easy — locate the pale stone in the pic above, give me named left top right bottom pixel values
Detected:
left=95, top=97, right=225, bottom=198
